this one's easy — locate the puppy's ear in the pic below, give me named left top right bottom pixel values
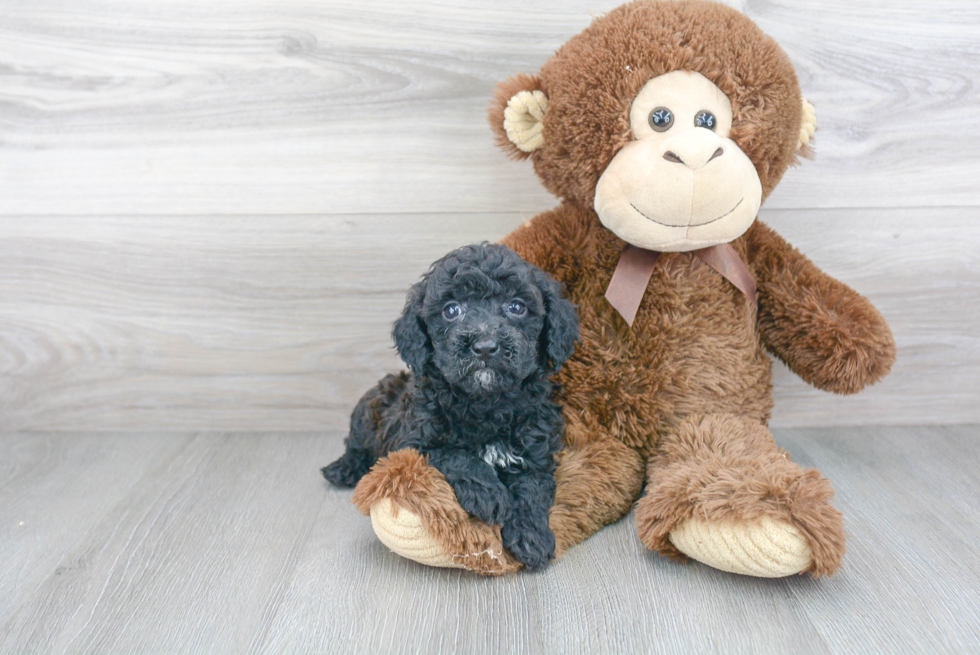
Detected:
left=535, top=269, right=579, bottom=372
left=392, top=279, right=431, bottom=374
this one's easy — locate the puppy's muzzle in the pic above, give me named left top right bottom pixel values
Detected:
left=471, top=338, right=499, bottom=363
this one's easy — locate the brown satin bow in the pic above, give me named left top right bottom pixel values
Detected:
left=604, top=244, right=757, bottom=326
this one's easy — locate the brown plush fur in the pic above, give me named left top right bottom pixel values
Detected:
left=353, top=0, right=896, bottom=576
left=551, top=418, right=646, bottom=555
left=746, top=222, right=897, bottom=394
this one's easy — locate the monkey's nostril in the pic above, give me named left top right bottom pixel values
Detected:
left=472, top=339, right=499, bottom=360
left=708, top=147, right=724, bottom=162
left=663, top=150, right=684, bottom=164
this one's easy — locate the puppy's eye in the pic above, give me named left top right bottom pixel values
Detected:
left=442, top=302, right=463, bottom=321
left=506, top=300, right=527, bottom=316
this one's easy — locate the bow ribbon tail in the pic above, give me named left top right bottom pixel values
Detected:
left=692, top=244, right=757, bottom=305
left=604, top=245, right=660, bottom=327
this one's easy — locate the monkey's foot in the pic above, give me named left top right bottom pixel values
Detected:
left=635, top=414, right=846, bottom=577
left=668, top=515, right=812, bottom=577
left=352, top=449, right=521, bottom=575
left=368, top=499, right=460, bottom=568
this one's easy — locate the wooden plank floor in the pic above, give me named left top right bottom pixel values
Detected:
left=2, top=426, right=978, bottom=653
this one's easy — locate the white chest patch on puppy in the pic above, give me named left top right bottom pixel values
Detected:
left=482, top=442, right=525, bottom=469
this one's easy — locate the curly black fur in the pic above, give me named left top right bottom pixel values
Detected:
left=321, top=243, right=579, bottom=570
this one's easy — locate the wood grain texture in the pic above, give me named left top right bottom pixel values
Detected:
left=1, top=208, right=976, bottom=432
left=0, top=0, right=978, bottom=215
left=1, top=427, right=978, bottom=653
left=0, top=432, right=332, bottom=652
left=0, top=433, right=191, bottom=621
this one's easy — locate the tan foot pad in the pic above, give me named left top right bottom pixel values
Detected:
left=669, top=516, right=813, bottom=577
left=369, top=499, right=463, bottom=569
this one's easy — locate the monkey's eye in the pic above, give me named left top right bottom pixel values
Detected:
left=442, top=302, right=463, bottom=320
left=695, top=110, right=717, bottom=130
left=649, top=107, right=673, bottom=132
left=506, top=299, right=527, bottom=316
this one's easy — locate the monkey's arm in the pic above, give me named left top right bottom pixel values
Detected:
left=745, top=220, right=896, bottom=394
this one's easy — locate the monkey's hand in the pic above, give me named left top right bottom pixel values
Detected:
left=352, top=449, right=522, bottom=575
left=747, top=221, right=896, bottom=394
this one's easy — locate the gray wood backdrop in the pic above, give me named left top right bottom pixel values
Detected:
left=1, top=0, right=978, bottom=431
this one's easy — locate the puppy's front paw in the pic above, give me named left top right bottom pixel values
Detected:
left=502, top=515, right=556, bottom=571
left=451, top=478, right=511, bottom=526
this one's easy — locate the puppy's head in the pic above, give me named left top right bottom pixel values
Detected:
left=392, top=243, right=578, bottom=395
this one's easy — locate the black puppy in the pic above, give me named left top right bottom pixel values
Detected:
left=321, top=243, right=579, bottom=570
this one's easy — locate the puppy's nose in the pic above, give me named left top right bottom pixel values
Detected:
left=471, top=339, right=499, bottom=361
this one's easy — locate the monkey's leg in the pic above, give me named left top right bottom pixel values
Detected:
left=352, top=448, right=521, bottom=574
left=635, top=413, right=845, bottom=577
left=549, top=419, right=646, bottom=558
left=351, top=417, right=645, bottom=575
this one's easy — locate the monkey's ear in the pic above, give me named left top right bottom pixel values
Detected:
left=392, top=279, right=431, bottom=374
left=488, top=74, right=548, bottom=160
left=798, top=98, right=817, bottom=152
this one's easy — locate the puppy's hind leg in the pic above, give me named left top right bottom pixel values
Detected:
left=322, top=397, right=380, bottom=487
left=322, top=448, right=375, bottom=487
left=322, top=372, right=409, bottom=487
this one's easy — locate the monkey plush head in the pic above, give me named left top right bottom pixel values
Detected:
left=489, top=0, right=816, bottom=252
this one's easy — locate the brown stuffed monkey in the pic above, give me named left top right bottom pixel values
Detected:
left=352, top=0, right=896, bottom=578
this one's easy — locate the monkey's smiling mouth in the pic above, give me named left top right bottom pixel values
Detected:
left=630, top=197, right=743, bottom=228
